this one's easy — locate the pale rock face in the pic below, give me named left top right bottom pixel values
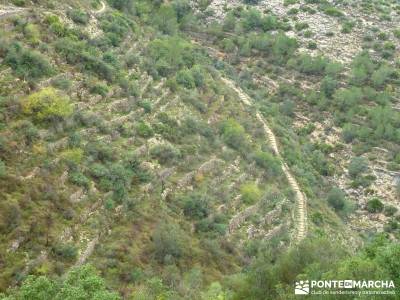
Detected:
left=194, top=0, right=400, bottom=64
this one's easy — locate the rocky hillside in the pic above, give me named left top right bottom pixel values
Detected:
left=0, top=0, right=399, bottom=299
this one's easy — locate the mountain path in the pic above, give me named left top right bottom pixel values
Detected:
left=94, top=1, right=106, bottom=14
left=222, top=77, right=308, bottom=242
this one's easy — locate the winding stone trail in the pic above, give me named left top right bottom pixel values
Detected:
left=222, top=77, right=308, bottom=242
left=94, top=1, right=106, bottom=14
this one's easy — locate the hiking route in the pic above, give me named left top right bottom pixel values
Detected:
left=221, top=77, right=308, bottom=242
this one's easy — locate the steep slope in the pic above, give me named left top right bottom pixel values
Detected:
left=221, top=77, right=307, bottom=242
left=1, top=0, right=399, bottom=299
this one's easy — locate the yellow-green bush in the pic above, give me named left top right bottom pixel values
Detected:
left=240, top=183, right=262, bottom=205
left=60, top=148, right=84, bottom=165
left=24, top=24, right=40, bottom=44
left=22, top=87, right=73, bottom=122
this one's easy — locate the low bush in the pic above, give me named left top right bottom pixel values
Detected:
left=348, top=157, right=368, bottom=178
left=4, top=43, right=53, bottom=80
left=153, top=223, right=189, bottom=263
left=254, top=151, right=282, bottom=177
left=51, top=243, right=78, bottom=261
left=366, top=198, right=384, bottom=213
left=22, top=88, right=73, bottom=122
left=150, top=144, right=181, bottom=165
left=68, top=9, right=89, bottom=25
left=241, top=183, right=262, bottom=205
left=326, top=187, right=346, bottom=211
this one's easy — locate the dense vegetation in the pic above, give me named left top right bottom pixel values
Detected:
left=0, top=0, right=399, bottom=299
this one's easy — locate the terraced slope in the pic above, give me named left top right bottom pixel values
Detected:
left=221, top=77, right=308, bottom=242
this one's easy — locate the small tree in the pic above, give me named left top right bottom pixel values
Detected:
left=150, top=144, right=181, bottom=165
left=241, top=183, right=262, bottom=205
left=254, top=151, right=282, bottom=177
left=153, top=223, right=188, bottom=263
left=68, top=9, right=89, bottom=25
left=176, top=69, right=195, bottom=89
left=221, top=119, right=248, bottom=151
left=320, top=76, right=337, bottom=98
left=22, top=88, right=73, bottom=122
left=182, top=193, right=209, bottom=220
left=366, top=198, right=384, bottom=213
left=4, top=43, right=53, bottom=80
left=155, top=5, right=178, bottom=35
left=3, top=265, right=121, bottom=299
left=348, top=157, right=368, bottom=178
left=327, top=187, right=346, bottom=211
left=136, top=122, right=154, bottom=138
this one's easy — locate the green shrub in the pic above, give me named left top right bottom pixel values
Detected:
left=154, top=4, right=178, bottom=35
left=348, top=157, right=368, bottom=178
left=288, top=54, right=328, bottom=75
left=311, top=150, right=334, bottom=176
left=89, top=82, right=109, bottom=96
left=333, top=87, right=363, bottom=111
left=182, top=193, right=209, bottom=220
left=280, top=99, right=295, bottom=116
left=61, top=148, right=84, bottom=165
left=320, top=76, right=337, bottom=98
left=23, top=24, right=40, bottom=44
left=52, top=243, right=78, bottom=261
left=69, top=171, right=90, bottom=188
left=136, top=122, right=154, bottom=138
left=384, top=205, right=398, bottom=217
left=137, top=100, right=152, bottom=113
left=68, top=9, right=89, bottom=25
left=153, top=223, right=188, bottom=263
left=311, top=212, right=323, bottom=225
left=272, top=34, right=298, bottom=62
left=254, top=151, right=282, bottom=177
left=307, top=41, right=317, bottom=50
left=148, top=36, right=195, bottom=77
left=182, top=92, right=207, bottom=113
left=191, top=65, right=206, bottom=88
left=12, top=0, right=25, bottom=6
left=371, top=65, right=394, bottom=88
left=55, top=37, right=118, bottom=82
left=295, top=22, right=309, bottom=31
left=221, top=119, right=248, bottom=151
left=242, top=8, right=263, bottom=31
left=342, top=123, right=357, bottom=143
left=323, top=6, right=343, bottom=17
left=325, top=62, right=343, bottom=78
left=0, top=159, right=6, bottom=178
left=327, top=187, right=346, bottom=211
left=241, top=183, right=262, bottom=205
left=98, top=13, right=134, bottom=46
left=176, top=69, right=195, bottom=89
left=243, top=0, right=261, bottom=4
left=108, top=0, right=135, bottom=13
left=150, top=144, right=181, bottom=165
left=366, top=198, right=384, bottom=213
left=22, top=88, right=73, bottom=122
left=51, top=76, right=72, bottom=90
left=394, top=29, right=400, bottom=39
left=86, top=141, right=115, bottom=162
left=4, top=43, right=53, bottom=80
left=4, top=265, right=121, bottom=299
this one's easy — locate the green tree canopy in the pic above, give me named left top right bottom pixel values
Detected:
left=0, top=265, right=120, bottom=300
